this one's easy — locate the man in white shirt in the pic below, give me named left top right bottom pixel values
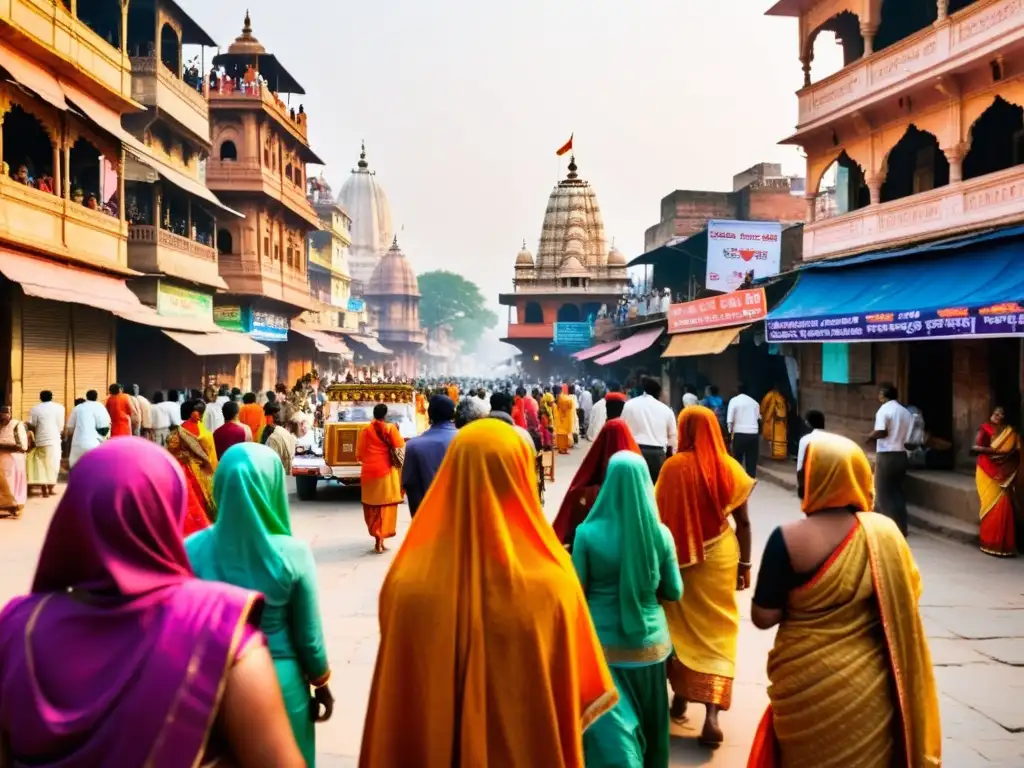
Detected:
left=66, top=390, right=111, bottom=468
left=130, top=384, right=152, bottom=439
left=796, top=410, right=826, bottom=499
left=587, top=381, right=622, bottom=441
left=150, top=390, right=176, bottom=446
left=727, top=383, right=761, bottom=478
left=867, top=383, right=914, bottom=535
left=621, top=376, right=677, bottom=483
left=579, top=387, right=594, bottom=438
left=203, top=385, right=230, bottom=434
left=681, top=384, right=700, bottom=409
left=27, top=390, right=65, bottom=497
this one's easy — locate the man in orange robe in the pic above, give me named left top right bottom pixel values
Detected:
left=105, top=384, right=134, bottom=438
left=356, top=403, right=406, bottom=554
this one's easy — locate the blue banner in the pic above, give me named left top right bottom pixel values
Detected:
left=553, top=322, right=593, bottom=350
left=766, top=304, right=1024, bottom=343
left=249, top=309, right=289, bottom=342
left=347, top=297, right=365, bottom=313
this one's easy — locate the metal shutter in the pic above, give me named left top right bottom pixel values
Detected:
left=21, top=298, right=70, bottom=421
left=70, top=306, right=114, bottom=401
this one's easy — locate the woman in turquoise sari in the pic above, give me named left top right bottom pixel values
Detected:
left=572, top=451, right=683, bottom=768
left=186, top=443, right=334, bottom=766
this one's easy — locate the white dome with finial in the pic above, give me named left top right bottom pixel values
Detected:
left=337, top=141, right=392, bottom=288
left=608, top=239, right=627, bottom=266
left=515, top=240, right=534, bottom=267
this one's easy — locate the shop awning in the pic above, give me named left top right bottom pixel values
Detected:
left=59, top=78, right=241, bottom=218
left=291, top=327, right=353, bottom=357
left=594, top=328, right=664, bottom=365
left=347, top=335, right=393, bottom=355
left=572, top=340, right=621, bottom=361
left=766, top=241, right=1024, bottom=343
left=163, top=330, right=269, bottom=356
left=0, top=40, right=67, bottom=111
left=662, top=325, right=748, bottom=358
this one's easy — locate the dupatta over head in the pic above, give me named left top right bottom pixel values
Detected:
left=359, top=419, right=617, bottom=768
left=656, top=406, right=755, bottom=567
left=802, top=431, right=874, bottom=515
left=553, top=419, right=641, bottom=544
left=579, top=451, right=662, bottom=643
left=0, top=438, right=260, bottom=767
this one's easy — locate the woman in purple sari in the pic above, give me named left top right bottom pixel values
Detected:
left=0, top=438, right=305, bottom=767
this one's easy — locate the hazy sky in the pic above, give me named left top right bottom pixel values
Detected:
left=186, top=0, right=839, bottom=315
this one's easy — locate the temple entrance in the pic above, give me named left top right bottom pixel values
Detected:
left=908, top=341, right=953, bottom=444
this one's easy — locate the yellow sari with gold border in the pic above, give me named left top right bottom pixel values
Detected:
left=748, top=512, right=941, bottom=767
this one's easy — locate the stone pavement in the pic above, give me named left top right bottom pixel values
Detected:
left=2, top=446, right=1023, bottom=766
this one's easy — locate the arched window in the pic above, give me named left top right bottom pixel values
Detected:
left=523, top=301, right=544, bottom=324
left=284, top=163, right=293, bottom=182
left=2, top=104, right=57, bottom=196
left=159, top=24, right=180, bottom=76
left=216, top=228, right=233, bottom=255
left=219, top=140, right=237, bottom=161
left=557, top=304, right=581, bottom=323
left=880, top=126, right=949, bottom=203
left=964, top=97, right=1024, bottom=181
left=875, top=0, right=937, bottom=52
left=948, top=0, right=980, bottom=12
left=815, top=151, right=869, bottom=220
left=806, top=11, right=863, bottom=84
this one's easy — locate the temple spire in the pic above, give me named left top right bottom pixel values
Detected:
left=242, top=9, right=252, bottom=35
left=566, top=154, right=578, bottom=180
left=357, top=140, right=368, bottom=170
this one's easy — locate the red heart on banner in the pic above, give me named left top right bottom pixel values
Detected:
left=739, top=249, right=756, bottom=262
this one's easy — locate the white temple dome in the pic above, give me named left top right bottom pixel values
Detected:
left=365, top=236, right=420, bottom=297
left=515, top=240, right=534, bottom=266
left=608, top=245, right=628, bottom=266
left=337, top=141, right=392, bottom=288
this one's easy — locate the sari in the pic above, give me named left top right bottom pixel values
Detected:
left=747, top=433, right=941, bottom=767
left=0, top=438, right=262, bottom=767
left=555, top=394, right=575, bottom=454
left=187, top=443, right=331, bottom=766
left=760, top=389, right=788, bottom=460
left=0, top=418, right=28, bottom=516
left=447, top=384, right=459, bottom=403
left=512, top=396, right=528, bottom=429
left=239, top=401, right=266, bottom=439
left=356, top=419, right=405, bottom=545
left=166, top=415, right=218, bottom=535
left=415, top=392, right=429, bottom=434
left=359, top=420, right=617, bottom=767
left=573, top=452, right=682, bottom=768
left=655, top=406, right=755, bottom=710
left=553, top=419, right=641, bottom=549
left=540, top=393, right=556, bottom=449
left=975, top=422, right=1019, bottom=557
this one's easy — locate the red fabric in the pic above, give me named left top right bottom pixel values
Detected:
left=213, top=422, right=247, bottom=459
left=604, top=392, right=627, bottom=403
left=746, top=706, right=780, bottom=767
left=556, top=134, right=573, bottom=156
left=552, top=419, right=640, bottom=544
left=512, top=397, right=528, bottom=429
left=106, top=394, right=133, bottom=437
left=977, top=422, right=1018, bottom=479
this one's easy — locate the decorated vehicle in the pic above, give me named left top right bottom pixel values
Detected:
left=292, top=383, right=420, bottom=501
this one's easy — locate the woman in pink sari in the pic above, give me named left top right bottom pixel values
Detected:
left=0, top=404, right=28, bottom=518
left=0, top=438, right=305, bottom=767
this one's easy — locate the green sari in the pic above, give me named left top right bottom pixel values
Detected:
left=572, top=452, right=683, bottom=768
left=185, top=443, right=330, bottom=767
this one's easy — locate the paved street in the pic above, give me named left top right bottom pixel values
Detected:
left=2, top=448, right=1024, bottom=766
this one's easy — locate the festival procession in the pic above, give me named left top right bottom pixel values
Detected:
left=1, top=0, right=1023, bottom=765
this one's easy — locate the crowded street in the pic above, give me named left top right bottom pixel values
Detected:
left=2, top=445, right=1022, bottom=766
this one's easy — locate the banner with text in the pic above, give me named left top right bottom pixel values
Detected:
left=766, top=303, right=1024, bottom=343
left=552, top=322, right=593, bottom=350
left=668, top=287, right=767, bottom=334
left=706, top=220, right=782, bottom=292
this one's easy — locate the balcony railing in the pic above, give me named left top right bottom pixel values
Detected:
left=129, top=224, right=216, bottom=261
left=804, top=164, right=1024, bottom=260
left=129, top=57, right=210, bottom=141
left=208, top=82, right=309, bottom=144
left=505, top=323, right=554, bottom=339
left=796, top=0, right=1024, bottom=130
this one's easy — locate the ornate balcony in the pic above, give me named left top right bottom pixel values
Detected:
left=803, top=164, right=1024, bottom=260
left=128, top=224, right=223, bottom=289
left=205, top=158, right=320, bottom=228
left=208, top=83, right=309, bottom=145
left=794, top=0, right=1024, bottom=136
left=129, top=57, right=210, bottom=144
left=217, top=253, right=312, bottom=309
left=0, top=0, right=132, bottom=107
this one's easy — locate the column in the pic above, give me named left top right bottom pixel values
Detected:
left=186, top=197, right=192, bottom=240
left=944, top=144, right=966, bottom=184
left=804, top=193, right=817, bottom=223
left=153, top=184, right=161, bottom=229
left=118, top=147, right=126, bottom=222
left=867, top=173, right=884, bottom=206
left=937, top=0, right=948, bottom=21
left=52, top=141, right=60, bottom=197
left=62, top=142, right=71, bottom=199
left=860, top=24, right=877, bottom=56
left=800, top=54, right=813, bottom=87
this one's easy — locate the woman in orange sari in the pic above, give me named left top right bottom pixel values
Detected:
left=655, top=405, right=754, bottom=747
left=356, top=403, right=405, bottom=554
left=165, top=399, right=217, bottom=534
left=747, top=432, right=941, bottom=767
left=973, top=405, right=1019, bottom=557
left=552, top=419, right=641, bottom=551
left=554, top=384, right=575, bottom=455
left=359, top=419, right=617, bottom=767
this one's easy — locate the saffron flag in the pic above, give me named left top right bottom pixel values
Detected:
left=556, top=134, right=574, bottom=157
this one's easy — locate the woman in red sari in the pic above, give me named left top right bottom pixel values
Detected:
left=356, top=403, right=406, bottom=553
left=973, top=405, right=1020, bottom=557
left=165, top=399, right=218, bottom=534
left=552, top=419, right=641, bottom=551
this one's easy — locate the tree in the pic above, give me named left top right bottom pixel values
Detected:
left=418, top=270, right=498, bottom=354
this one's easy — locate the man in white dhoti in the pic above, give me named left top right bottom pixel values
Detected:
left=26, top=390, right=65, bottom=497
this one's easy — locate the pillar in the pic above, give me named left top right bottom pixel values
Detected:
left=118, top=147, right=126, bottom=222
left=153, top=184, right=161, bottom=228
left=944, top=144, right=966, bottom=184
left=62, top=142, right=71, bottom=199
left=860, top=24, right=877, bottom=56
left=867, top=173, right=884, bottom=205
left=801, top=54, right=813, bottom=87
left=937, top=0, right=948, bottom=21
left=804, top=193, right=817, bottom=224
left=52, top=141, right=60, bottom=197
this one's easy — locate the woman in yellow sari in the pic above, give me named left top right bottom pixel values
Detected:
left=973, top=405, right=1019, bottom=557
left=165, top=399, right=217, bottom=535
left=655, top=405, right=754, bottom=747
left=747, top=432, right=941, bottom=768
left=760, top=386, right=788, bottom=460
left=553, top=384, right=575, bottom=455
left=356, top=403, right=405, bottom=554
left=359, top=419, right=617, bottom=767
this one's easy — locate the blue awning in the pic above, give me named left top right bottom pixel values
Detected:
left=766, top=241, right=1024, bottom=343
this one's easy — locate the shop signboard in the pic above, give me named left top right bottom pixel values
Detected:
left=668, top=288, right=766, bottom=334
left=249, top=309, right=289, bottom=342
left=157, top=282, right=213, bottom=321
left=347, top=297, right=365, bottom=313
left=766, top=303, right=1024, bottom=343
left=705, top=220, right=782, bottom=292
left=213, top=305, right=245, bottom=333
left=553, top=322, right=592, bottom=350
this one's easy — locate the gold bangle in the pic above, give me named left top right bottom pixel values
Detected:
left=310, top=670, right=332, bottom=688
left=739, top=561, right=752, bottom=568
